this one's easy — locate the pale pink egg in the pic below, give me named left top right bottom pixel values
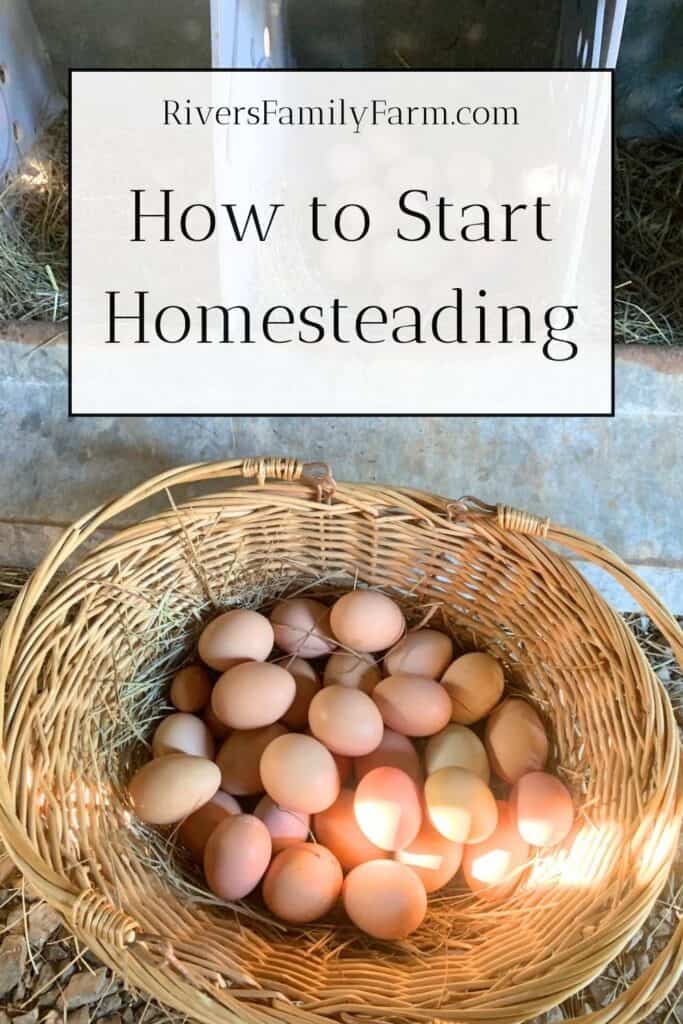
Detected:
left=462, top=800, right=530, bottom=896
left=397, top=817, right=463, bottom=893
left=343, top=860, right=427, bottom=939
left=204, top=814, right=272, bottom=900
left=511, top=773, right=574, bottom=848
left=263, top=842, right=343, bottom=923
left=313, top=789, right=388, bottom=870
left=373, top=675, right=451, bottom=736
left=308, top=685, right=384, bottom=757
left=270, top=598, right=335, bottom=658
left=354, top=729, right=422, bottom=784
left=254, top=795, right=310, bottom=852
left=198, top=609, right=274, bottom=671
left=354, top=767, right=422, bottom=851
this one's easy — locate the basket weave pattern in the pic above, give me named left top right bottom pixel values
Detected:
left=0, top=458, right=681, bottom=1024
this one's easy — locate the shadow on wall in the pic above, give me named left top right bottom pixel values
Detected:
left=616, top=0, right=683, bottom=137
left=284, top=0, right=560, bottom=69
left=28, top=0, right=211, bottom=90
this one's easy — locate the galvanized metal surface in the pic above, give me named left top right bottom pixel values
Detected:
left=0, top=0, right=63, bottom=180
left=0, top=328, right=681, bottom=609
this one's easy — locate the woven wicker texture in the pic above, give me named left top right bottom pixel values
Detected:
left=0, top=458, right=681, bottom=1024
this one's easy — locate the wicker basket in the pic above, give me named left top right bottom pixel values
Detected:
left=1, top=457, right=681, bottom=1024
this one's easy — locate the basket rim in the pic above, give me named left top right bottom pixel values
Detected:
left=0, top=456, right=681, bottom=1024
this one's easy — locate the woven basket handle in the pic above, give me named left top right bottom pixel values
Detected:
left=449, top=498, right=683, bottom=668
left=2, top=458, right=334, bottom=640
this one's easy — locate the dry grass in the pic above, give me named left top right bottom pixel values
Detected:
left=0, top=121, right=681, bottom=346
left=0, top=114, right=68, bottom=322
left=615, top=139, right=683, bottom=345
left=1, top=562, right=682, bottom=1022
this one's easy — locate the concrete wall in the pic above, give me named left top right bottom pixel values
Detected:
left=1, top=331, right=681, bottom=612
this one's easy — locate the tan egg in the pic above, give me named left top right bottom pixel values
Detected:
left=280, top=658, right=321, bottom=728
left=354, top=767, right=422, bottom=851
left=260, top=733, right=340, bottom=814
left=484, top=698, right=549, bottom=784
left=308, top=685, right=384, bottom=757
left=152, top=713, right=215, bottom=760
left=397, top=817, right=463, bottom=893
left=212, top=662, right=296, bottom=730
left=270, top=598, right=335, bottom=658
left=204, top=814, right=272, bottom=900
left=323, top=651, right=381, bottom=694
left=424, top=724, right=490, bottom=782
left=179, top=791, right=241, bottom=862
left=254, top=795, right=310, bottom=852
left=343, top=860, right=427, bottom=939
left=129, top=755, right=220, bottom=825
left=170, top=664, right=212, bottom=712
left=511, top=772, right=574, bottom=848
left=441, top=652, right=504, bottom=724
left=204, top=704, right=230, bottom=740
left=330, top=591, right=405, bottom=653
left=216, top=724, right=287, bottom=795
left=355, top=729, right=422, bottom=785
left=462, top=800, right=530, bottom=895
left=313, top=789, right=388, bottom=870
left=373, top=675, right=451, bottom=737
left=384, top=629, right=454, bottom=679
left=263, top=842, right=343, bottom=923
left=425, top=767, right=498, bottom=844
left=198, top=609, right=274, bottom=671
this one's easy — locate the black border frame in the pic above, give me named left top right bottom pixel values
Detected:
left=68, top=67, right=615, bottom=418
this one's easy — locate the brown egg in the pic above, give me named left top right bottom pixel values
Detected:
left=308, top=685, right=384, bottom=757
left=441, top=652, right=504, bottom=724
left=170, top=664, right=212, bottom=713
left=355, top=729, right=422, bottom=784
left=397, top=817, right=463, bottom=893
left=424, top=724, right=490, bottom=782
left=425, top=767, right=498, bottom=844
left=204, top=814, right=272, bottom=900
left=270, top=598, right=335, bottom=658
left=216, top=724, right=287, bottom=795
left=151, top=713, right=215, bottom=760
left=313, top=789, right=389, bottom=870
left=179, top=791, right=241, bottom=862
left=260, top=733, right=340, bottom=814
left=329, top=591, right=405, bottom=653
left=212, top=662, right=296, bottom=730
left=254, top=795, right=310, bottom=852
left=204, top=705, right=231, bottom=740
left=198, top=609, right=274, bottom=671
left=263, top=842, right=343, bottom=923
left=323, top=651, right=381, bottom=694
left=384, top=629, right=454, bottom=679
left=343, top=860, right=427, bottom=939
left=511, top=772, right=574, bottom=848
left=484, top=698, right=549, bottom=784
left=462, top=800, right=530, bottom=895
left=373, top=675, right=451, bottom=736
left=354, top=767, right=422, bottom=851
left=129, top=755, right=220, bottom=825
left=280, top=658, right=321, bottom=728
left=333, top=753, right=353, bottom=786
